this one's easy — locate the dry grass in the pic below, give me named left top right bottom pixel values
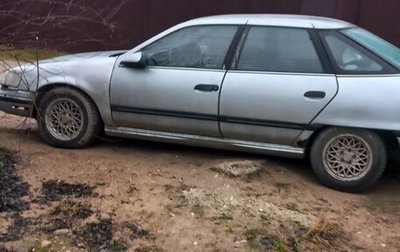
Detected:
left=0, top=45, right=63, bottom=61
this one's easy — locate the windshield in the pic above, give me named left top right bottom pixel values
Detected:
left=342, top=27, right=400, bottom=69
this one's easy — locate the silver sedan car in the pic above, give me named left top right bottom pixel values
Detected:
left=1, top=14, right=399, bottom=192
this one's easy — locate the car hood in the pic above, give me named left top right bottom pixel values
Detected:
left=40, top=50, right=127, bottom=63
left=14, top=50, right=128, bottom=92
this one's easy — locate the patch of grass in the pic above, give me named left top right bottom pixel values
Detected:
left=121, top=222, right=154, bottom=240
left=135, top=245, right=162, bottom=252
left=243, top=228, right=263, bottom=240
left=302, top=216, right=348, bottom=249
left=0, top=150, right=30, bottom=215
left=245, top=167, right=269, bottom=182
left=364, top=198, right=400, bottom=212
left=272, top=239, right=289, bottom=252
left=248, top=233, right=288, bottom=252
left=260, top=214, right=271, bottom=226
left=51, top=200, right=93, bottom=219
left=390, top=235, right=400, bottom=248
left=210, top=161, right=267, bottom=181
left=247, top=239, right=264, bottom=252
left=28, top=246, right=50, bottom=252
left=108, top=240, right=128, bottom=251
left=275, top=182, right=291, bottom=192
left=0, top=246, right=18, bottom=252
left=191, top=203, right=205, bottom=218
left=0, top=151, right=5, bottom=169
left=212, top=213, right=233, bottom=222
left=41, top=180, right=96, bottom=202
left=0, top=46, right=64, bottom=61
left=225, top=225, right=234, bottom=234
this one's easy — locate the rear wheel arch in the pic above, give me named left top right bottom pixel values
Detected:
left=309, top=126, right=388, bottom=192
left=305, top=126, right=399, bottom=158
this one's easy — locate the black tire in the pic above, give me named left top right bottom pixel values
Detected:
left=310, top=127, right=386, bottom=193
left=36, top=87, right=102, bottom=148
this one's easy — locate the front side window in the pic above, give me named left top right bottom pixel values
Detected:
left=323, top=34, right=383, bottom=72
left=237, top=27, right=323, bottom=73
left=143, top=25, right=238, bottom=69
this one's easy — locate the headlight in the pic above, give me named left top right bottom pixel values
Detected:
left=0, top=71, right=22, bottom=88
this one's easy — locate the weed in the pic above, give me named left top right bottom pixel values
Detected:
left=286, top=203, right=299, bottom=212
left=275, top=182, right=290, bottom=192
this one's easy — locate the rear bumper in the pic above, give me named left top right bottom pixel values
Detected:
left=0, top=87, right=34, bottom=117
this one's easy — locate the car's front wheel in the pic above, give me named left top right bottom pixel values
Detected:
left=310, top=127, right=386, bottom=192
left=36, top=87, right=101, bottom=148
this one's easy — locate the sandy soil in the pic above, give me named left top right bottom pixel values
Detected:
left=0, top=111, right=400, bottom=252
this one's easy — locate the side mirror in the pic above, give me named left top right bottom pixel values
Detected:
left=119, top=52, right=146, bottom=68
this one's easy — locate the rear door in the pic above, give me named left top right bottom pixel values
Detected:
left=220, top=26, right=338, bottom=145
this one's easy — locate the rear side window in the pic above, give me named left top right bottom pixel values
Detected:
left=323, top=34, right=383, bottom=72
left=237, top=27, right=323, bottom=73
left=143, top=25, right=238, bottom=69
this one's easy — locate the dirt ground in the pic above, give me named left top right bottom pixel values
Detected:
left=0, top=112, right=400, bottom=252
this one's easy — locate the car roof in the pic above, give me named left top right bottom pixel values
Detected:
left=183, top=14, right=354, bottom=29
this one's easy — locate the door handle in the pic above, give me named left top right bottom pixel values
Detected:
left=304, top=91, right=326, bottom=99
left=194, top=84, right=219, bottom=92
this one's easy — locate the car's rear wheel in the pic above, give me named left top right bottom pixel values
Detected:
left=37, top=87, right=101, bottom=148
left=310, top=127, right=386, bottom=192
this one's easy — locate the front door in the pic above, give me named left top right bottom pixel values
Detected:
left=110, top=25, right=239, bottom=137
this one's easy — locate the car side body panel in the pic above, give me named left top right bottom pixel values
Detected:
left=15, top=53, right=120, bottom=126
left=110, top=67, right=225, bottom=137
left=220, top=71, right=338, bottom=145
left=313, top=75, right=400, bottom=131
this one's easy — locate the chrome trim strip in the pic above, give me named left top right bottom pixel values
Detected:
left=105, top=126, right=305, bottom=158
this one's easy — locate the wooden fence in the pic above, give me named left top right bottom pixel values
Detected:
left=0, top=0, right=399, bottom=51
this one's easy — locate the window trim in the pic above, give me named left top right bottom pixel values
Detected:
left=318, top=30, right=398, bottom=75
left=141, top=24, right=241, bottom=70
left=232, top=25, right=328, bottom=74
left=308, top=29, right=335, bottom=74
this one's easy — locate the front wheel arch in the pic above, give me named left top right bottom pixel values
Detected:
left=34, top=84, right=102, bottom=122
left=35, top=85, right=103, bottom=148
